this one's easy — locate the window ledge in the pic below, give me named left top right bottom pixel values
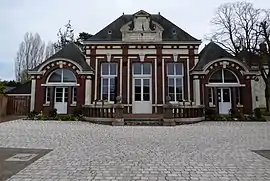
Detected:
left=70, top=103, right=77, bottom=107
left=95, top=101, right=114, bottom=105
left=43, top=103, right=50, bottom=107
left=237, top=105, right=244, bottom=108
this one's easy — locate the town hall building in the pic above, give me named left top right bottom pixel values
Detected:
left=25, top=10, right=266, bottom=119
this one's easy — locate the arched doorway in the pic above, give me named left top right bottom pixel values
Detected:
left=208, top=69, right=241, bottom=114
left=47, top=68, right=77, bottom=114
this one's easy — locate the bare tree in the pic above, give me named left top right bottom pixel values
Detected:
left=45, top=41, right=55, bottom=59
left=257, top=10, right=270, bottom=111
left=15, top=32, right=45, bottom=83
left=54, top=20, right=75, bottom=52
left=209, top=2, right=270, bottom=111
left=208, top=2, right=261, bottom=58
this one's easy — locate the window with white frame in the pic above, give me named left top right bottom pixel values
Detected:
left=236, top=87, right=241, bottom=105
left=48, top=69, right=77, bottom=83
left=167, top=63, right=184, bottom=101
left=43, top=87, right=50, bottom=104
left=101, top=63, right=117, bottom=101
left=208, top=88, right=214, bottom=104
left=209, top=69, right=238, bottom=83
left=72, top=87, right=77, bottom=104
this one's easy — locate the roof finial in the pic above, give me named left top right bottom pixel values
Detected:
left=158, top=12, right=160, bottom=15
left=122, top=12, right=124, bottom=15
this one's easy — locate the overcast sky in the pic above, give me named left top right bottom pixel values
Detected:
left=0, top=0, right=269, bottom=80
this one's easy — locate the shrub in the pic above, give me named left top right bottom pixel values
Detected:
left=49, top=108, right=57, bottom=118
left=73, top=106, right=82, bottom=117
left=205, top=108, right=217, bottom=120
left=254, top=108, right=263, bottom=119
left=36, top=111, right=46, bottom=120
left=229, top=108, right=245, bottom=120
left=56, top=115, right=80, bottom=121
left=263, top=111, right=270, bottom=116
left=28, top=110, right=38, bottom=119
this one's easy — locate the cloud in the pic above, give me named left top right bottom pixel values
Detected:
left=0, top=0, right=269, bottom=80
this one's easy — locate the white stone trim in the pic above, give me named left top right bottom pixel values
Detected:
left=41, top=83, right=80, bottom=86
left=94, top=58, right=98, bottom=100
left=30, top=79, right=36, bottom=111
left=96, top=49, right=122, bottom=54
left=162, top=49, right=189, bottom=55
left=187, top=57, right=190, bottom=101
left=203, top=58, right=250, bottom=72
left=155, top=58, right=158, bottom=112
left=36, top=58, right=84, bottom=72
left=162, top=58, right=165, bottom=104
left=85, top=79, right=92, bottom=105
left=205, top=83, right=245, bottom=87
left=97, top=46, right=106, bottom=49
left=128, top=49, right=156, bottom=55
left=194, top=57, right=199, bottom=66
left=120, top=58, right=123, bottom=97
left=6, top=94, right=31, bottom=96
left=175, top=117, right=205, bottom=123
left=251, top=79, right=257, bottom=110
left=193, top=79, right=200, bottom=105
left=86, top=57, right=90, bottom=66
left=112, top=46, right=121, bottom=49
left=83, top=41, right=202, bottom=45
left=127, top=58, right=131, bottom=107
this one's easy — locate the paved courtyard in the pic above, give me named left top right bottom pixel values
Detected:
left=0, top=120, right=270, bottom=181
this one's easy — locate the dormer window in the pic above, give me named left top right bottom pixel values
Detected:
left=108, top=30, right=112, bottom=35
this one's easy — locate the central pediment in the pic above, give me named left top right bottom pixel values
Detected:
left=120, top=10, right=164, bottom=42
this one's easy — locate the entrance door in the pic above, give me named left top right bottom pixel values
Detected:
left=218, top=88, right=231, bottom=114
left=132, top=78, right=152, bottom=114
left=54, top=87, right=68, bottom=114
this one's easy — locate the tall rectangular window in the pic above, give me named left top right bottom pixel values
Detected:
left=43, top=87, right=50, bottom=104
left=236, top=87, right=241, bottom=105
left=167, top=63, right=184, bottom=102
left=72, top=87, right=77, bottom=104
left=101, top=63, right=117, bottom=102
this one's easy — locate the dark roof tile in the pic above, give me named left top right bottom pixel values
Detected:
left=6, top=81, right=31, bottom=94
left=86, top=12, right=199, bottom=42
left=31, top=43, right=93, bottom=71
left=193, top=42, right=234, bottom=71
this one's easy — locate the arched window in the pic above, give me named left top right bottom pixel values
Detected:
left=209, top=69, right=238, bottom=83
left=48, top=69, right=77, bottom=83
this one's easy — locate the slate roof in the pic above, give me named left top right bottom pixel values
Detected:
left=4, top=86, right=16, bottom=93
left=31, top=43, right=93, bottom=71
left=193, top=42, right=234, bottom=71
left=6, top=81, right=31, bottom=94
left=86, top=11, right=200, bottom=42
left=237, top=50, right=262, bottom=66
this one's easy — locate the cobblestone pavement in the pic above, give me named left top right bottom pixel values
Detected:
left=0, top=120, right=270, bottom=181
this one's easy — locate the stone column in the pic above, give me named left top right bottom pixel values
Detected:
left=232, top=87, right=237, bottom=110
left=213, top=87, right=218, bottom=113
left=85, top=76, right=92, bottom=105
left=112, top=96, right=124, bottom=126
left=193, top=76, right=201, bottom=105
left=163, top=96, right=175, bottom=126
left=30, top=78, right=36, bottom=111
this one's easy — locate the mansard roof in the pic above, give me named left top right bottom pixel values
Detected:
left=31, top=43, right=93, bottom=72
left=193, top=42, right=234, bottom=71
left=86, top=10, right=200, bottom=42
